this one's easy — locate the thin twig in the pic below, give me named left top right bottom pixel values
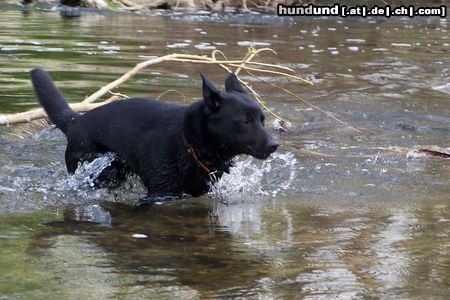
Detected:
left=246, top=70, right=362, bottom=133
left=211, top=49, right=286, bottom=125
left=234, top=64, right=313, bottom=85
left=211, top=50, right=233, bottom=73
left=235, top=48, right=257, bottom=75
left=108, top=91, right=130, bottom=99
left=156, top=89, right=186, bottom=101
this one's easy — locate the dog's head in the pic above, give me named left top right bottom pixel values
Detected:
left=201, top=73, right=278, bottom=160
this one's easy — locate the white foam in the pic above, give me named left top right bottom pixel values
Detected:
left=209, top=152, right=297, bottom=203
left=62, top=152, right=117, bottom=190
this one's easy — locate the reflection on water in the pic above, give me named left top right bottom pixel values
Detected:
left=2, top=200, right=449, bottom=298
left=0, top=5, right=449, bottom=299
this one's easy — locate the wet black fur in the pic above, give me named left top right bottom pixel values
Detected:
left=30, top=68, right=278, bottom=199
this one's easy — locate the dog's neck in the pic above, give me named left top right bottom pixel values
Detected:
left=183, top=102, right=234, bottom=175
left=184, top=138, right=212, bottom=174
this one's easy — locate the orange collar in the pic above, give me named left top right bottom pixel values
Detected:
left=186, top=144, right=211, bottom=174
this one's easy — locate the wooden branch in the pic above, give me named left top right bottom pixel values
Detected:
left=2, top=50, right=301, bottom=125
left=82, top=53, right=303, bottom=104
left=0, top=49, right=334, bottom=133
left=0, top=96, right=121, bottom=125
left=235, top=47, right=275, bottom=75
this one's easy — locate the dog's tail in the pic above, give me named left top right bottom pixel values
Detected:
left=30, top=68, right=79, bottom=133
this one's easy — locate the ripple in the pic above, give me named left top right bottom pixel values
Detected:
left=166, top=42, right=190, bottom=49
left=237, top=41, right=271, bottom=47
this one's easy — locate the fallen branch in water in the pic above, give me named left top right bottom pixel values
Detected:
left=0, top=49, right=312, bottom=127
left=0, top=48, right=359, bottom=133
left=298, top=145, right=450, bottom=159
left=81, top=51, right=310, bottom=104
left=79, top=49, right=305, bottom=128
left=0, top=95, right=123, bottom=126
left=407, top=145, right=450, bottom=159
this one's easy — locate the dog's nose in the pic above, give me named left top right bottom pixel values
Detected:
left=267, top=139, right=279, bottom=153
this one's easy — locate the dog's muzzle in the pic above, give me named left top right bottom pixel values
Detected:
left=251, top=137, right=279, bottom=159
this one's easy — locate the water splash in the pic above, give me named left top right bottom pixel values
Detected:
left=61, top=152, right=117, bottom=190
left=208, top=152, right=297, bottom=204
left=1, top=146, right=297, bottom=212
left=0, top=152, right=122, bottom=212
left=58, top=151, right=298, bottom=204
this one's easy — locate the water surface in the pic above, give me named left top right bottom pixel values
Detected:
left=0, top=5, right=449, bottom=299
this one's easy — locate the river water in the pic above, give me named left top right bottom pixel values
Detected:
left=0, top=4, right=449, bottom=299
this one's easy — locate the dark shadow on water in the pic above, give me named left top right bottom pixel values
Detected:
left=33, top=199, right=271, bottom=295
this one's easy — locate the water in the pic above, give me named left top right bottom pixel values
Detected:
left=1, top=5, right=449, bottom=299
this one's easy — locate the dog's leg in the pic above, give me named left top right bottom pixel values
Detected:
left=94, top=160, right=129, bottom=188
left=66, top=140, right=129, bottom=188
left=65, top=142, right=84, bottom=174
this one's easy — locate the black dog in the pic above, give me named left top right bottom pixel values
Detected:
left=30, top=68, right=278, bottom=200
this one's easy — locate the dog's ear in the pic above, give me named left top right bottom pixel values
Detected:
left=225, top=73, right=246, bottom=93
left=201, top=73, right=222, bottom=112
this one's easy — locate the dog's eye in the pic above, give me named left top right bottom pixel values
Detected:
left=260, top=115, right=265, bottom=126
left=243, top=116, right=253, bottom=124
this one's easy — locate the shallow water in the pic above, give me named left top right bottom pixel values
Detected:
left=0, top=4, right=449, bottom=299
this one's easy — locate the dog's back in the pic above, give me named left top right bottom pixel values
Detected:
left=65, top=99, right=186, bottom=173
